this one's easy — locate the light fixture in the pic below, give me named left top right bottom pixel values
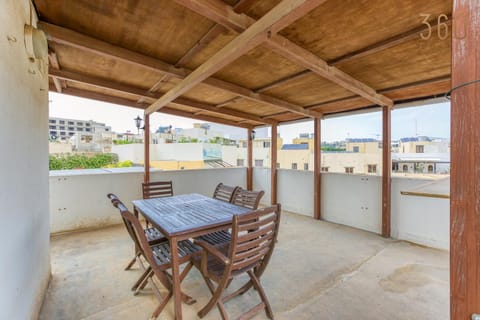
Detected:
left=134, top=115, right=143, bottom=134
left=250, top=130, right=256, bottom=141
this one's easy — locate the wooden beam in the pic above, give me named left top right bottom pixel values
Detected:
left=48, top=51, right=65, bottom=93
left=247, top=128, right=253, bottom=190
left=450, top=1, right=480, bottom=319
left=381, top=106, right=391, bottom=237
left=49, top=84, right=253, bottom=129
left=175, top=0, right=393, bottom=107
left=40, top=22, right=320, bottom=118
left=236, top=15, right=451, bottom=96
left=144, top=114, right=150, bottom=184
left=313, top=118, right=321, bottom=220
left=271, top=124, right=278, bottom=204
left=145, top=0, right=326, bottom=115
left=49, top=68, right=275, bottom=125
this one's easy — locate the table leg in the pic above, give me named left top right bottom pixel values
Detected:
left=170, top=236, right=182, bottom=320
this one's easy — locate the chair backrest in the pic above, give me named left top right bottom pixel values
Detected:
left=107, top=193, right=120, bottom=205
left=213, top=183, right=239, bottom=203
left=142, top=181, right=173, bottom=199
left=227, top=204, right=281, bottom=276
left=116, top=202, right=159, bottom=269
left=231, top=188, right=265, bottom=210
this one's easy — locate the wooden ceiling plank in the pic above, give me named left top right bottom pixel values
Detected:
left=50, top=84, right=253, bottom=129
left=49, top=68, right=275, bottom=125
left=247, top=15, right=452, bottom=95
left=40, top=21, right=318, bottom=118
left=175, top=0, right=393, bottom=107
left=139, top=0, right=256, bottom=104
left=145, top=0, right=326, bottom=115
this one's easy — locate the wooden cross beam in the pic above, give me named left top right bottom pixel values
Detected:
left=40, top=21, right=321, bottom=118
left=174, top=0, right=393, bottom=107
left=145, top=0, right=327, bottom=115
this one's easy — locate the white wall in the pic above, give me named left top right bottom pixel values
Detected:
left=0, top=1, right=50, bottom=319
left=113, top=143, right=204, bottom=162
left=252, top=168, right=449, bottom=250
left=49, top=167, right=247, bottom=234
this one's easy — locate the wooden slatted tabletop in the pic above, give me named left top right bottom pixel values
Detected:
left=132, top=193, right=250, bottom=237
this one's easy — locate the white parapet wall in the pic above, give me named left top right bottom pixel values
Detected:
left=0, top=1, right=51, bottom=319
left=252, top=168, right=449, bottom=250
left=50, top=167, right=247, bottom=234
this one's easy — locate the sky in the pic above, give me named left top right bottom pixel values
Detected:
left=49, top=92, right=450, bottom=143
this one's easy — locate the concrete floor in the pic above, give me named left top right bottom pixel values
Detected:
left=39, top=211, right=449, bottom=320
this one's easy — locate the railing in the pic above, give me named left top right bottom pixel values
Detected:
left=50, top=167, right=449, bottom=250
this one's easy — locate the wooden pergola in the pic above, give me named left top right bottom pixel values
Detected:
left=33, top=0, right=479, bottom=318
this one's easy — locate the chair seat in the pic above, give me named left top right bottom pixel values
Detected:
left=151, top=240, right=200, bottom=268
left=145, top=227, right=165, bottom=243
left=196, top=230, right=231, bottom=247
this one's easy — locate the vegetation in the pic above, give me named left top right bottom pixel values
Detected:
left=178, top=137, right=199, bottom=143
left=49, top=153, right=123, bottom=170
left=113, top=139, right=134, bottom=145
left=321, top=146, right=346, bottom=152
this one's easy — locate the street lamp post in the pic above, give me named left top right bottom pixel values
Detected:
left=134, top=115, right=143, bottom=134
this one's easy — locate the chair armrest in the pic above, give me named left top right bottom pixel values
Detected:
left=194, top=239, right=230, bottom=265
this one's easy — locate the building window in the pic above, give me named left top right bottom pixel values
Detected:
left=68, top=121, right=74, bottom=125
left=254, top=159, right=263, bottom=167
left=321, top=167, right=329, bottom=172
left=241, top=141, right=247, bottom=148
left=428, top=165, right=434, bottom=173
left=60, top=132, right=66, bottom=136
left=392, top=163, right=399, bottom=171
left=345, top=167, right=354, bottom=174
left=263, top=141, right=271, bottom=148
left=49, top=131, right=56, bottom=136
left=368, top=164, right=377, bottom=173
left=49, top=119, right=56, bottom=124
left=291, top=163, right=298, bottom=170
left=304, top=163, right=309, bottom=170
left=276, top=163, right=280, bottom=168
left=68, top=127, right=74, bottom=131
left=85, top=128, right=91, bottom=132
left=77, top=127, right=83, bottom=131
left=353, top=146, right=360, bottom=153
left=49, top=125, right=56, bottom=129
left=416, top=145, right=424, bottom=153
left=59, top=126, right=65, bottom=130
left=237, top=159, right=244, bottom=167
left=403, top=164, right=409, bottom=172
left=59, top=120, right=65, bottom=124
left=69, top=132, right=75, bottom=136
left=77, top=122, right=83, bottom=126
left=105, top=128, right=110, bottom=132
left=85, top=123, right=91, bottom=127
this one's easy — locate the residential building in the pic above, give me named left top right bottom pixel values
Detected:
left=345, top=138, right=382, bottom=153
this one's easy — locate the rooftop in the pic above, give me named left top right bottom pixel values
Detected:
left=40, top=211, right=449, bottom=320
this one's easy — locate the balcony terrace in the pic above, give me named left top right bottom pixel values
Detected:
left=41, top=167, right=450, bottom=319
left=2, top=0, right=479, bottom=319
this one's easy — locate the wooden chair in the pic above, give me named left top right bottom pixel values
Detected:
left=118, top=202, right=199, bottom=319
left=198, top=187, right=265, bottom=248
left=196, top=183, right=239, bottom=246
left=142, top=180, right=173, bottom=199
left=107, top=193, right=165, bottom=271
left=231, top=188, right=265, bottom=210
left=213, top=183, right=239, bottom=202
left=193, top=204, right=281, bottom=320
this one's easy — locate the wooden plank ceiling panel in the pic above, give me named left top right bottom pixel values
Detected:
left=53, top=43, right=163, bottom=90
left=225, top=99, right=284, bottom=117
left=66, top=81, right=144, bottom=102
left=35, top=0, right=215, bottom=64
left=280, top=0, right=452, bottom=61
left=180, top=83, right=238, bottom=105
left=262, top=73, right=355, bottom=106
left=336, top=35, right=451, bottom=91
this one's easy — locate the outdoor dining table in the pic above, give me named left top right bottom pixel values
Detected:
left=132, top=193, right=251, bottom=320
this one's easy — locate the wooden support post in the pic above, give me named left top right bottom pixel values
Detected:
left=271, top=124, right=278, bottom=204
left=247, top=128, right=253, bottom=191
left=381, top=106, right=391, bottom=237
left=313, top=118, right=321, bottom=220
left=451, top=1, right=480, bottom=318
left=143, top=114, right=150, bottom=184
